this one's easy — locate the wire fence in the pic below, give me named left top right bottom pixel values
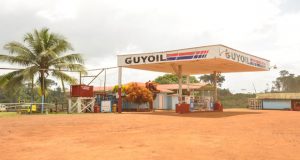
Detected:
left=0, top=103, right=68, bottom=113
left=0, top=66, right=120, bottom=114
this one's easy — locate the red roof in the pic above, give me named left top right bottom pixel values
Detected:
left=93, top=86, right=114, bottom=92
left=94, top=82, right=206, bottom=93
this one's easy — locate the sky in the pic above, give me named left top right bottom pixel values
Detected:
left=0, top=0, right=300, bottom=93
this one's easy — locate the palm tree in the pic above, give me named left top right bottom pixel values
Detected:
left=0, top=28, right=86, bottom=105
left=199, top=73, right=225, bottom=87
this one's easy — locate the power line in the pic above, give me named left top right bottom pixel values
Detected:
left=86, top=66, right=118, bottom=71
left=0, top=66, right=118, bottom=72
left=0, top=67, right=78, bottom=72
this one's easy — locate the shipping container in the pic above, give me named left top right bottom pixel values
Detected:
left=71, top=85, right=94, bottom=97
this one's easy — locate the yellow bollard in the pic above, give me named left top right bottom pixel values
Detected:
left=112, top=104, right=117, bottom=113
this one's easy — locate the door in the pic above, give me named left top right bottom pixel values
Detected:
left=263, top=100, right=291, bottom=110
left=292, top=100, right=300, bottom=111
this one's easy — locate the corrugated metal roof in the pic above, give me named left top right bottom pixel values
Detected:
left=157, top=83, right=205, bottom=90
left=256, top=93, right=300, bottom=100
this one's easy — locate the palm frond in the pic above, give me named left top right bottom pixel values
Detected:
left=24, top=32, right=41, bottom=54
left=49, top=53, right=84, bottom=64
left=0, top=70, right=24, bottom=88
left=39, top=50, right=58, bottom=60
left=34, top=28, right=46, bottom=52
left=3, top=42, right=35, bottom=57
left=40, top=28, right=50, bottom=50
left=0, top=76, right=10, bottom=87
left=53, top=40, right=73, bottom=54
left=21, top=66, right=40, bottom=79
left=52, top=70, right=77, bottom=84
left=54, top=63, right=87, bottom=74
left=0, top=54, right=32, bottom=66
left=0, top=66, right=39, bottom=88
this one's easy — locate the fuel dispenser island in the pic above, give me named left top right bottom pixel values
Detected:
left=176, top=95, right=193, bottom=114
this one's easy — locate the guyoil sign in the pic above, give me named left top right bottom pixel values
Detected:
left=224, top=50, right=267, bottom=69
left=124, top=54, right=166, bottom=65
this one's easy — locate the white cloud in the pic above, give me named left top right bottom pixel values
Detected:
left=36, top=0, right=79, bottom=22
left=1, top=0, right=300, bottom=93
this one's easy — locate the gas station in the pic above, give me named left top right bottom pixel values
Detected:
left=117, top=44, right=270, bottom=113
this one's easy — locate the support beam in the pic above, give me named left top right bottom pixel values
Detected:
left=77, top=98, right=81, bottom=113
left=68, top=97, right=96, bottom=113
left=118, top=67, right=122, bottom=113
left=68, top=99, right=71, bottom=113
left=178, top=65, right=182, bottom=104
left=170, top=63, right=179, bottom=75
left=79, top=72, right=82, bottom=85
left=87, top=69, right=104, bottom=85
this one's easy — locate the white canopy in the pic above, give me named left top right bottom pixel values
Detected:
left=117, top=44, right=270, bottom=74
left=116, top=44, right=270, bottom=113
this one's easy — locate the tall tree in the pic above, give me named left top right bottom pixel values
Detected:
left=0, top=83, right=29, bottom=103
left=271, top=70, right=300, bottom=92
left=154, top=74, right=199, bottom=84
left=0, top=28, right=86, bottom=99
left=199, top=73, right=225, bottom=87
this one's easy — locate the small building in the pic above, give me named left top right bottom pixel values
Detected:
left=256, top=93, right=300, bottom=111
left=93, top=82, right=209, bottom=111
left=154, top=83, right=206, bottom=110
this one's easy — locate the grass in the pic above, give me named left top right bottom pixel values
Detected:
left=0, top=112, right=18, bottom=118
left=0, top=111, right=72, bottom=118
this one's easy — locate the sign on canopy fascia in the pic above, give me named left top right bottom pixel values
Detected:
left=117, top=44, right=270, bottom=72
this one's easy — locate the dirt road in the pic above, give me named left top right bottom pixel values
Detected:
left=0, top=109, right=299, bottom=160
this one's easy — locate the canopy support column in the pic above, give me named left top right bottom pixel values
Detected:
left=213, top=71, right=218, bottom=103
left=186, top=75, right=190, bottom=92
left=178, top=65, right=182, bottom=104
left=118, top=67, right=122, bottom=113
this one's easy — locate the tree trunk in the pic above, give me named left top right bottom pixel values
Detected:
left=40, top=70, right=45, bottom=113
left=61, top=78, right=66, bottom=98
left=40, top=70, right=45, bottom=97
left=55, top=99, right=58, bottom=113
left=149, top=101, right=153, bottom=111
left=30, top=75, right=34, bottom=114
left=59, top=68, right=66, bottom=95
left=61, top=79, right=65, bottom=94
left=59, top=68, right=66, bottom=104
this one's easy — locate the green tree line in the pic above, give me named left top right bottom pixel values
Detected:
left=271, top=70, right=300, bottom=93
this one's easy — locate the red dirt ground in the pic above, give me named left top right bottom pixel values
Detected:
left=0, top=109, right=300, bottom=160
